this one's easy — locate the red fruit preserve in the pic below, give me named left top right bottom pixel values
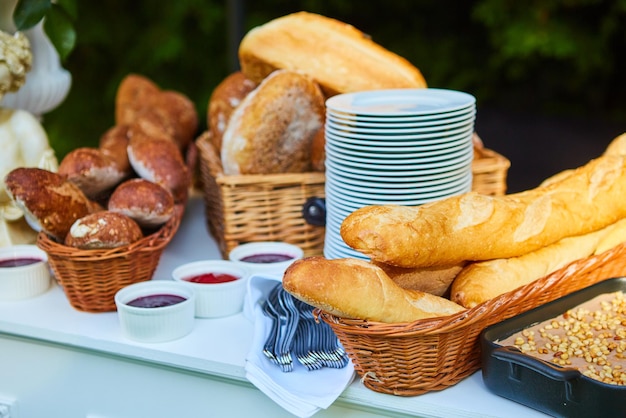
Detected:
left=0, top=257, right=42, bottom=268
left=184, top=272, right=239, bottom=284
left=240, top=253, right=294, bottom=263
left=127, top=294, right=186, bottom=308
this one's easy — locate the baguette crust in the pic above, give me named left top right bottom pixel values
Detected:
left=282, top=257, right=465, bottom=323
left=450, top=218, right=626, bottom=308
left=341, top=155, right=626, bottom=267
left=238, top=12, right=427, bottom=97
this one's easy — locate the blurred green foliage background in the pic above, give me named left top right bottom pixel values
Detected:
left=40, top=0, right=626, bottom=159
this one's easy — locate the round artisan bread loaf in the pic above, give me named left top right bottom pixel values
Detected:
left=57, top=147, right=127, bottom=199
left=207, top=71, right=258, bottom=153
left=127, top=133, right=190, bottom=203
left=4, top=167, right=93, bottom=241
left=64, top=211, right=143, bottom=249
left=221, top=69, right=325, bottom=175
left=108, top=178, right=175, bottom=228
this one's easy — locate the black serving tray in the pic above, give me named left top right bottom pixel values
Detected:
left=481, top=277, right=626, bottom=418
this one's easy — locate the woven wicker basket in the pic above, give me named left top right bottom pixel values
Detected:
left=317, top=241, right=626, bottom=396
left=197, top=132, right=510, bottom=259
left=37, top=206, right=183, bottom=313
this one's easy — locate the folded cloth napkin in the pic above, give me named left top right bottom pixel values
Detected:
left=244, top=274, right=355, bottom=418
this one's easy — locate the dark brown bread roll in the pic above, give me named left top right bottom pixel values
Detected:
left=4, top=167, right=93, bottom=241
left=108, top=178, right=175, bottom=228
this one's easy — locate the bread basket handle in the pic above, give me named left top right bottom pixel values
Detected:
left=302, top=197, right=326, bottom=227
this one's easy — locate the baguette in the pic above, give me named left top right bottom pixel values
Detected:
left=372, top=260, right=465, bottom=297
left=238, top=12, right=427, bottom=98
left=282, top=257, right=465, bottom=323
left=450, top=217, right=626, bottom=308
left=341, top=155, right=626, bottom=267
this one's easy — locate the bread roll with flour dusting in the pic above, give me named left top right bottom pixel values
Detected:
left=341, top=155, right=626, bottom=268
left=282, top=257, right=465, bottom=323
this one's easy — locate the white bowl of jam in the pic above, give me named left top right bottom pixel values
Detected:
left=172, top=260, right=251, bottom=318
left=114, top=280, right=195, bottom=343
left=0, top=245, right=51, bottom=301
left=228, top=242, right=303, bottom=279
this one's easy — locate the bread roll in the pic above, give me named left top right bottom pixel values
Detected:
left=108, top=178, right=175, bottom=228
left=115, top=74, right=160, bottom=125
left=207, top=71, right=257, bottom=153
left=221, top=69, right=325, bottom=175
left=58, top=147, right=127, bottom=199
left=450, top=217, right=626, bottom=308
left=341, top=155, right=626, bottom=267
left=372, top=261, right=465, bottom=297
left=283, top=257, right=465, bottom=323
left=4, top=167, right=93, bottom=241
left=64, top=211, right=143, bottom=249
left=115, top=74, right=198, bottom=151
left=239, top=12, right=427, bottom=97
left=127, top=133, right=190, bottom=203
left=99, top=125, right=132, bottom=175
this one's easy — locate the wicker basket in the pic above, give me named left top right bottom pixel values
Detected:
left=197, top=132, right=510, bottom=259
left=317, top=241, right=626, bottom=396
left=37, top=206, right=183, bottom=313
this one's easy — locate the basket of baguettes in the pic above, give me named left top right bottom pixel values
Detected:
left=197, top=11, right=510, bottom=259
left=282, top=132, right=626, bottom=396
left=4, top=74, right=197, bottom=312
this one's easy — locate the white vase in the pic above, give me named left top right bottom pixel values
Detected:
left=0, top=1, right=72, bottom=117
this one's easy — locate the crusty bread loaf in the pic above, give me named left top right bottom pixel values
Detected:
left=207, top=71, right=257, bottom=153
left=221, top=69, right=325, bottom=175
left=238, top=12, right=427, bottom=98
left=4, top=167, right=93, bottom=241
left=57, top=147, right=127, bottom=199
left=64, top=211, right=143, bottom=249
left=372, top=261, right=466, bottom=297
left=108, top=178, right=175, bottom=228
left=450, top=217, right=626, bottom=308
left=341, top=155, right=626, bottom=267
left=603, top=132, right=626, bottom=156
left=282, top=257, right=465, bottom=323
left=115, top=74, right=160, bottom=125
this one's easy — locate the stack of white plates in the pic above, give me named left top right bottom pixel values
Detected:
left=323, top=88, right=476, bottom=260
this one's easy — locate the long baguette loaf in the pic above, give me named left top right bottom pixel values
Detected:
left=238, top=12, right=427, bottom=98
left=450, top=217, right=626, bottom=308
left=341, top=155, right=626, bottom=268
left=282, top=257, right=465, bottom=323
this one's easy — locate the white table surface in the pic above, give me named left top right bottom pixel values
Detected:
left=0, top=194, right=549, bottom=418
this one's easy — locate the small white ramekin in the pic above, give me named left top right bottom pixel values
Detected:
left=172, top=260, right=250, bottom=318
left=114, top=280, right=195, bottom=343
left=0, top=245, right=51, bottom=301
left=228, top=241, right=303, bottom=279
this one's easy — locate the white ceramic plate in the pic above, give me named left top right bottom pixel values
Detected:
left=325, top=137, right=471, bottom=159
left=325, top=142, right=473, bottom=166
left=325, top=172, right=471, bottom=195
left=325, top=124, right=473, bottom=141
left=325, top=109, right=476, bottom=128
left=325, top=152, right=473, bottom=177
left=326, top=117, right=474, bottom=135
left=325, top=88, right=476, bottom=116
left=325, top=130, right=473, bottom=148
left=325, top=160, right=473, bottom=183
left=324, top=133, right=471, bottom=153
